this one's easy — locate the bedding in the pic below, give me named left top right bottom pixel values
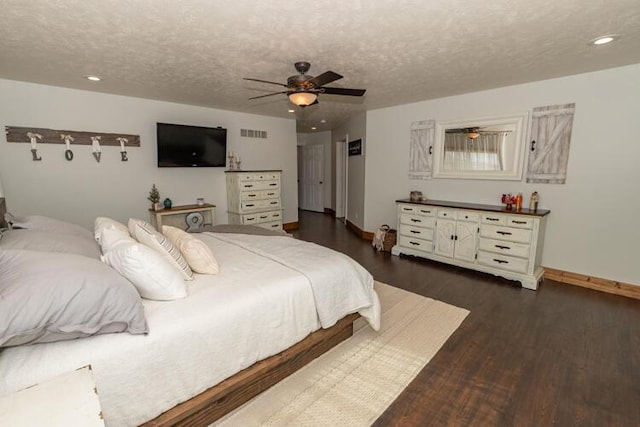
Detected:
left=95, top=217, right=130, bottom=243
left=0, top=231, right=380, bottom=426
left=0, top=249, right=148, bottom=348
left=4, top=213, right=94, bottom=239
left=162, top=225, right=219, bottom=274
left=0, top=228, right=101, bottom=259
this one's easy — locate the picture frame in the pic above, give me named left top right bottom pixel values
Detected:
left=348, top=139, right=362, bottom=156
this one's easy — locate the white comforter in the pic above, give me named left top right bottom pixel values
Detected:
left=0, top=233, right=380, bottom=426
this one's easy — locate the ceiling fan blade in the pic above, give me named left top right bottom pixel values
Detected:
left=243, top=77, right=288, bottom=87
left=307, top=71, right=343, bottom=88
left=321, top=87, right=366, bottom=97
left=248, top=91, right=288, bottom=100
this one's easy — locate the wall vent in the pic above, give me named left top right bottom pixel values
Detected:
left=240, top=129, right=268, bottom=139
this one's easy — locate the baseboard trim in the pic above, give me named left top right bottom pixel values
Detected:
left=346, top=219, right=374, bottom=241
left=324, top=208, right=336, bottom=216
left=544, top=267, right=640, bottom=300
left=283, top=221, right=299, bottom=231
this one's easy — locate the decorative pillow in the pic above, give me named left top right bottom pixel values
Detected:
left=0, top=229, right=101, bottom=259
left=95, top=217, right=130, bottom=243
left=128, top=218, right=148, bottom=238
left=132, top=220, right=193, bottom=280
left=5, top=214, right=94, bottom=239
left=162, top=225, right=219, bottom=274
left=102, top=242, right=187, bottom=300
left=0, top=249, right=148, bottom=348
left=99, top=227, right=136, bottom=254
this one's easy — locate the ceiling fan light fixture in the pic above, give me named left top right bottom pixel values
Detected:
left=288, top=91, right=317, bottom=107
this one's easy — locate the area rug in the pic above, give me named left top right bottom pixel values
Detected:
left=212, top=282, right=469, bottom=426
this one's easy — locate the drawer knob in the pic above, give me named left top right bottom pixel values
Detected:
left=244, top=184, right=254, bottom=188
left=495, top=244, right=511, bottom=250
left=410, top=230, right=420, bottom=234
left=496, top=231, right=512, bottom=236
left=410, top=218, right=422, bottom=223
left=410, top=241, right=420, bottom=246
left=493, top=258, right=509, bottom=264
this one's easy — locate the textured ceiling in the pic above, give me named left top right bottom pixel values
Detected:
left=1, top=0, right=639, bottom=133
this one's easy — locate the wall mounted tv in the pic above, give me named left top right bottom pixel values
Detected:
left=157, top=122, right=227, bottom=167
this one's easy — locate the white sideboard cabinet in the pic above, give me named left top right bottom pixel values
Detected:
left=392, top=199, right=550, bottom=290
left=225, top=170, right=283, bottom=230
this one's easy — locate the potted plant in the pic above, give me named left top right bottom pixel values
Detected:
left=147, top=184, right=161, bottom=210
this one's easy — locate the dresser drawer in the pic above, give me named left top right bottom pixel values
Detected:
left=482, top=213, right=507, bottom=226
left=257, top=220, right=283, bottom=230
left=241, top=199, right=281, bottom=211
left=477, top=251, right=529, bottom=274
left=398, top=235, right=433, bottom=253
left=400, top=214, right=435, bottom=228
left=507, top=216, right=534, bottom=229
left=240, top=180, right=279, bottom=191
left=479, top=237, right=531, bottom=258
left=241, top=213, right=259, bottom=224
left=480, top=224, right=532, bottom=244
left=398, top=204, right=416, bottom=215
left=438, top=209, right=457, bottom=220
left=399, top=224, right=434, bottom=241
left=254, top=210, right=282, bottom=223
left=416, top=206, right=436, bottom=217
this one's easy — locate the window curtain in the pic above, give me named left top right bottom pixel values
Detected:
left=443, top=133, right=506, bottom=171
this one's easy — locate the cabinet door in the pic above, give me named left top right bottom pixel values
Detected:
left=434, top=219, right=455, bottom=258
left=454, top=221, right=477, bottom=262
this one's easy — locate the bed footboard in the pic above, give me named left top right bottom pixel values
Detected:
left=142, top=313, right=359, bottom=427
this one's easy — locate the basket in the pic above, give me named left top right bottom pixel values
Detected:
left=372, top=224, right=397, bottom=252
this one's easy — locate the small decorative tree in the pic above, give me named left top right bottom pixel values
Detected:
left=147, top=184, right=160, bottom=208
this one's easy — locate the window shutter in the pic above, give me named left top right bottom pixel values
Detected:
left=526, top=103, right=575, bottom=184
left=409, top=120, right=435, bottom=180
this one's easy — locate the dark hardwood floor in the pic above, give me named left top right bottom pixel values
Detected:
left=292, top=210, right=640, bottom=427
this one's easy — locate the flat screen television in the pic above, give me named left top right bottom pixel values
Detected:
left=157, top=122, right=227, bottom=167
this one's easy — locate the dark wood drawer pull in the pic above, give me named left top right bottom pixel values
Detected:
left=493, top=258, right=508, bottom=264
left=248, top=194, right=256, bottom=197
left=267, top=192, right=275, bottom=196
left=496, top=231, right=512, bottom=235
left=403, top=207, right=412, bottom=211
left=244, top=184, right=254, bottom=188
left=246, top=204, right=255, bottom=207
left=420, top=210, right=431, bottom=214
left=410, top=230, right=421, bottom=234
left=495, top=244, right=511, bottom=250
left=512, top=220, right=527, bottom=224
left=260, top=216, right=268, bottom=219
left=486, top=217, right=500, bottom=221
left=270, top=201, right=278, bottom=205
left=409, top=241, right=420, bottom=246
left=269, top=183, right=277, bottom=186
left=410, top=218, right=422, bottom=223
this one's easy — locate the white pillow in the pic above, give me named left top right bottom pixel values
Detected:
left=132, top=220, right=194, bottom=280
left=99, top=227, right=136, bottom=254
left=162, top=226, right=219, bottom=275
left=95, top=217, right=130, bottom=243
left=102, top=242, right=187, bottom=301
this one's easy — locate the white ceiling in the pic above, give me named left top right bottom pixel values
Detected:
left=1, top=0, right=639, bottom=133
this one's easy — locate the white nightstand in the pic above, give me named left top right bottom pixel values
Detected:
left=149, top=203, right=216, bottom=231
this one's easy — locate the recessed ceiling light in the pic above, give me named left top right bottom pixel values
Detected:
left=85, top=75, right=101, bottom=82
left=311, top=127, right=317, bottom=130
left=589, top=34, right=621, bottom=46
left=288, top=109, right=295, bottom=113
left=320, top=119, right=327, bottom=124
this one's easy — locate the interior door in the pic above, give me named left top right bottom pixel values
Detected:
left=300, top=144, right=324, bottom=212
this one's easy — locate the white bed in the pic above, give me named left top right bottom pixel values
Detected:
left=0, top=230, right=380, bottom=426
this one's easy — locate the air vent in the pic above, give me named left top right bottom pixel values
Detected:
left=240, top=129, right=268, bottom=139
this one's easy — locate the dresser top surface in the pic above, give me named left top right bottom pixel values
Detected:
left=396, top=198, right=550, bottom=217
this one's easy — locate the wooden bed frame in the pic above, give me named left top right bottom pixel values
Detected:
left=142, top=313, right=360, bottom=426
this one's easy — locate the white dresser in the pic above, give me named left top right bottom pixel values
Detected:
left=225, top=170, right=283, bottom=230
left=392, top=199, right=549, bottom=290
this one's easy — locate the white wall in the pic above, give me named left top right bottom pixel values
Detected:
left=0, top=79, right=298, bottom=229
left=365, top=64, right=640, bottom=285
left=297, top=131, right=332, bottom=209
left=332, top=112, right=366, bottom=228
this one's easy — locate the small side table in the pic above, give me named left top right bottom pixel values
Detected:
left=149, top=203, right=216, bottom=231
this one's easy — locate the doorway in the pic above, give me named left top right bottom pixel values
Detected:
left=335, top=137, right=348, bottom=223
left=298, top=144, right=324, bottom=212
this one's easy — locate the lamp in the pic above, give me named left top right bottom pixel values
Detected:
left=288, top=91, right=317, bottom=107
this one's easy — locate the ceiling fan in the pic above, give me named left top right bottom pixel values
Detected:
left=244, top=61, right=366, bottom=107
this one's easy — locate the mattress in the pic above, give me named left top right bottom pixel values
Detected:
left=0, top=234, right=322, bottom=426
